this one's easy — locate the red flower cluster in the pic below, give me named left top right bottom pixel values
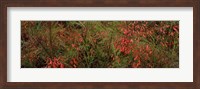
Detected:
left=115, top=37, right=133, bottom=55
left=70, top=58, right=78, bottom=68
left=46, top=57, right=65, bottom=68
left=132, top=55, right=141, bottom=68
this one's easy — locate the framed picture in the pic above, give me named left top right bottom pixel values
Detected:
left=0, top=0, right=199, bottom=89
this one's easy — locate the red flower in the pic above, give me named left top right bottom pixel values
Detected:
left=46, top=57, right=65, bottom=68
left=146, top=45, right=150, bottom=51
left=60, top=63, right=64, bottom=68
left=173, top=25, right=179, bottom=33
left=79, top=38, right=83, bottom=42
left=72, top=44, right=76, bottom=48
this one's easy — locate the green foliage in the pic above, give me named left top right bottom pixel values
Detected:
left=21, top=21, right=179, bottom=68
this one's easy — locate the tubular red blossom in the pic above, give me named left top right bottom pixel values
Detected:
left=49, top=60, right=52, bottom=65
left=132, top=60, right=141, bottom=68
left=130, top=39, right=133, bottom=43
left=72, top=44, right=76, bottom=48
left=72, top=58, right=78, bottom=65
left=78, top=38, right=83, bottom=42
left=60, top=63, right=64, bottom=68
left=173, top=25, right=179, bottom=33
left=46, top=57, right=65, bottom=68
left=134, top=55, right=139, bottom=61
left=123, top=29, right=129, bottom=35
left=146, top=45, right=150, bottom=51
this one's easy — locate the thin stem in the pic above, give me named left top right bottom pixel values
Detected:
left=48, top=22, right=53, bottom=59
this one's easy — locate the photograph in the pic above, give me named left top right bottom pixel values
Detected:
left=21, top=21, right=179, bottom=68
left=1, top=0, right=198, bottom=88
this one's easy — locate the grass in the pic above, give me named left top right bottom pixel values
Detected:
left=21, top=21, right=179, bottom=68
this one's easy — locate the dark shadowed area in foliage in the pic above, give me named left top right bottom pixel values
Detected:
left=21, top=21, right=179, bottom=68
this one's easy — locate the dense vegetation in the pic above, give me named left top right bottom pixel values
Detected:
left=21, top=21, right=179, bottom=68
